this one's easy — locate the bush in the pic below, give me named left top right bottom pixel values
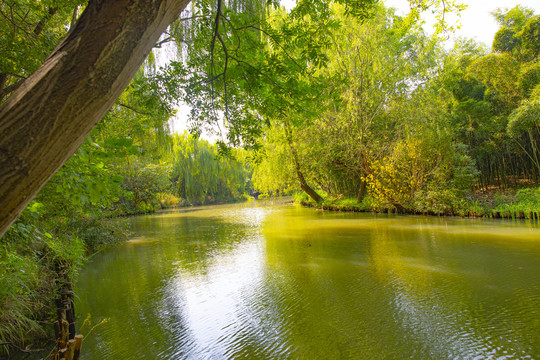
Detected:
left=413, top=189, right=459, bottom=214
left=49, top=216, right=130, bottom=253
left=156, top=192, right=181, bottom=209
left=293, top=191, right=310, bottom=203
left=494, top=187, right=540, bottom=214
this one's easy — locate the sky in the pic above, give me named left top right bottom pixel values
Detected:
left=381, top=0, right=539, bottom=48
left=279, top=0, right=540, bottom=48
left=170, top=0, right=540, bottom=135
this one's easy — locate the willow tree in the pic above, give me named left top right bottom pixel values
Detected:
left=0, top=0, right=191, bottom=237
left=0, top=0, right=462, bottom=237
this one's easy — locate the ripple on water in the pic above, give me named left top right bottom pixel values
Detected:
left=76, top=203, right=540, bottom=360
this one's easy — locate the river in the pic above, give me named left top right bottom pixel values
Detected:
left=76, top=200, right=540, bottom=359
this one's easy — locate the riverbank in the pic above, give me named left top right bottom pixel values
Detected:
left=0, top=196, right=250, bottom=358
left=76, top=201, right=540, bottom=359
left=294, top=187, right=540, bottom=221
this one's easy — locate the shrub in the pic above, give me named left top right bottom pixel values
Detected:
left=156, top=192, right=181, bottom=209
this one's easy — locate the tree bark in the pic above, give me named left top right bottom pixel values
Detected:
left=357, top=180, right=367, bottom=203
left=0, top=0, right=190, bottom=237
left=33, top=7, right=59, bottom=36
left=283, top=123, right=323, bottom=203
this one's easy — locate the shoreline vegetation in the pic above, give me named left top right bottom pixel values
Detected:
left=2, top=0, right=540, bottom=359
left=0, top=133, right=252, bottom=358
left=293, top=187, right=540, bottom=221
left=3, top=189, right=537, bottom=356
left=0, top=198, right=246, bottom=359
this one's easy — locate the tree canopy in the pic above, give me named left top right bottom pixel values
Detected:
left=0, top=0, right=463, bottom=237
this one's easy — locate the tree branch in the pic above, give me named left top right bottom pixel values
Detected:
left=118, top=103, right=152, bottom=116
left=154, top=36, right=172, bottom=48
left=70, top=6, right=79, bottom=31
left=33, top=7, right=58, bottom=36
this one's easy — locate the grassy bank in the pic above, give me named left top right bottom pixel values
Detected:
left=0, top=216, right=128, bottom=358
left=294, top=187, right=540, bottom=220
left=0, top=193, right=252, bottom=358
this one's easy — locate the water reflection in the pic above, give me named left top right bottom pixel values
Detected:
left=76, top=202, right=540, bottom=359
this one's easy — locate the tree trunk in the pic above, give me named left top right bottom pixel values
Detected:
left=283, top=123, right=323, bottom=203
left=357, top=180, right=367, bottom=203
left=298, top=173, right=324, bottom=204
left=0, top=0, right=190, bottom=237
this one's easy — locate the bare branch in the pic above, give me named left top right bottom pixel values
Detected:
left=154, top=36, right=172, bottom=48
left=2, top=80, right=23, bottom=95
left=209, top=0, right=223, bottom=121
left=179, top=14, right=211, bottom=22
left=118, top=103, right=152, bottom=116
left=0, top=76, right=25, bottom=103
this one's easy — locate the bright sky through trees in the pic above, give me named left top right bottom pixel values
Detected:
left=384, top=0, right=540, bottom=47
left=168, top=0, right=540, bottom=136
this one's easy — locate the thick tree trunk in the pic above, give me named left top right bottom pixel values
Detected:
left=0, top=0, right=190, bottom=237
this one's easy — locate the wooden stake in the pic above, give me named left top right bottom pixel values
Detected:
left=73, top=335, right=83, bottom=360
left=61, top=319, right=70, bottom=346
left=58, top=347, right=68, bottom=360
left=67, top=339, right=76, bottom=360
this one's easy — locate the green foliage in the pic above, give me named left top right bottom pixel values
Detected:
left=0, top=224, right=87, bottom=356
left=292, top=191, right=310, bottom=203
left=514, top=187, right=540, bottom=211
left=172, top=133, right=250, bottom=205
left=493, top=187, right=540, bottom=215
left=507, top=98, right=540, bottom=138
left=0, top=248, right=50, bottom=357
left=251, top=125, right=297, bottom=196
left=491, top=6, right=538, bottom=62
left=492, top=26, right=521, bottom=54
left=519, top=62, right=540, bottom=98
left=118, top=162, right=172, bottom=213
left=441, top=6, right=540, bottom=187
left=59, top=217, right=130, bottom=254
left=0, top=0, right=87, bottom=105
left=519, top=15, right=540, bottom=60
left=156, top=193, right=183, bottom=209
left=250, top=4, right=487, bottom=209
left=450, top=144, right=480, bottom=190
left=38, top=142, right=125, bottom=216
left=467, top=53, right=521, bottom=111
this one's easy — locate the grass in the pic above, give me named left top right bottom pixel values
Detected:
left=0, top=215, right=113, bottom=356
left=293, top=186, right=540, bottom=219
left=0, top=248, right=55, bottom=357
left=491, top=187, right=540, bottom=219
left=294, top=192, right=369, bottom=212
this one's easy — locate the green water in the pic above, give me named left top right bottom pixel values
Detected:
left=76, top=201, right=540, bottom=359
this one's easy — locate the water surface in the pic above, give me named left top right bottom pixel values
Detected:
left=76, top=201, right=540, bottom=359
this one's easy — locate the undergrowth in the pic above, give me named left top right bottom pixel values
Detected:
left=0, top=210, right=127, bottom=357
left=294, top=186, right=540, bottom=218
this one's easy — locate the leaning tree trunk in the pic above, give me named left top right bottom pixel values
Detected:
left=0, top=0, right=190, bottom=237
left=283, top=123, right=323, bottom=203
